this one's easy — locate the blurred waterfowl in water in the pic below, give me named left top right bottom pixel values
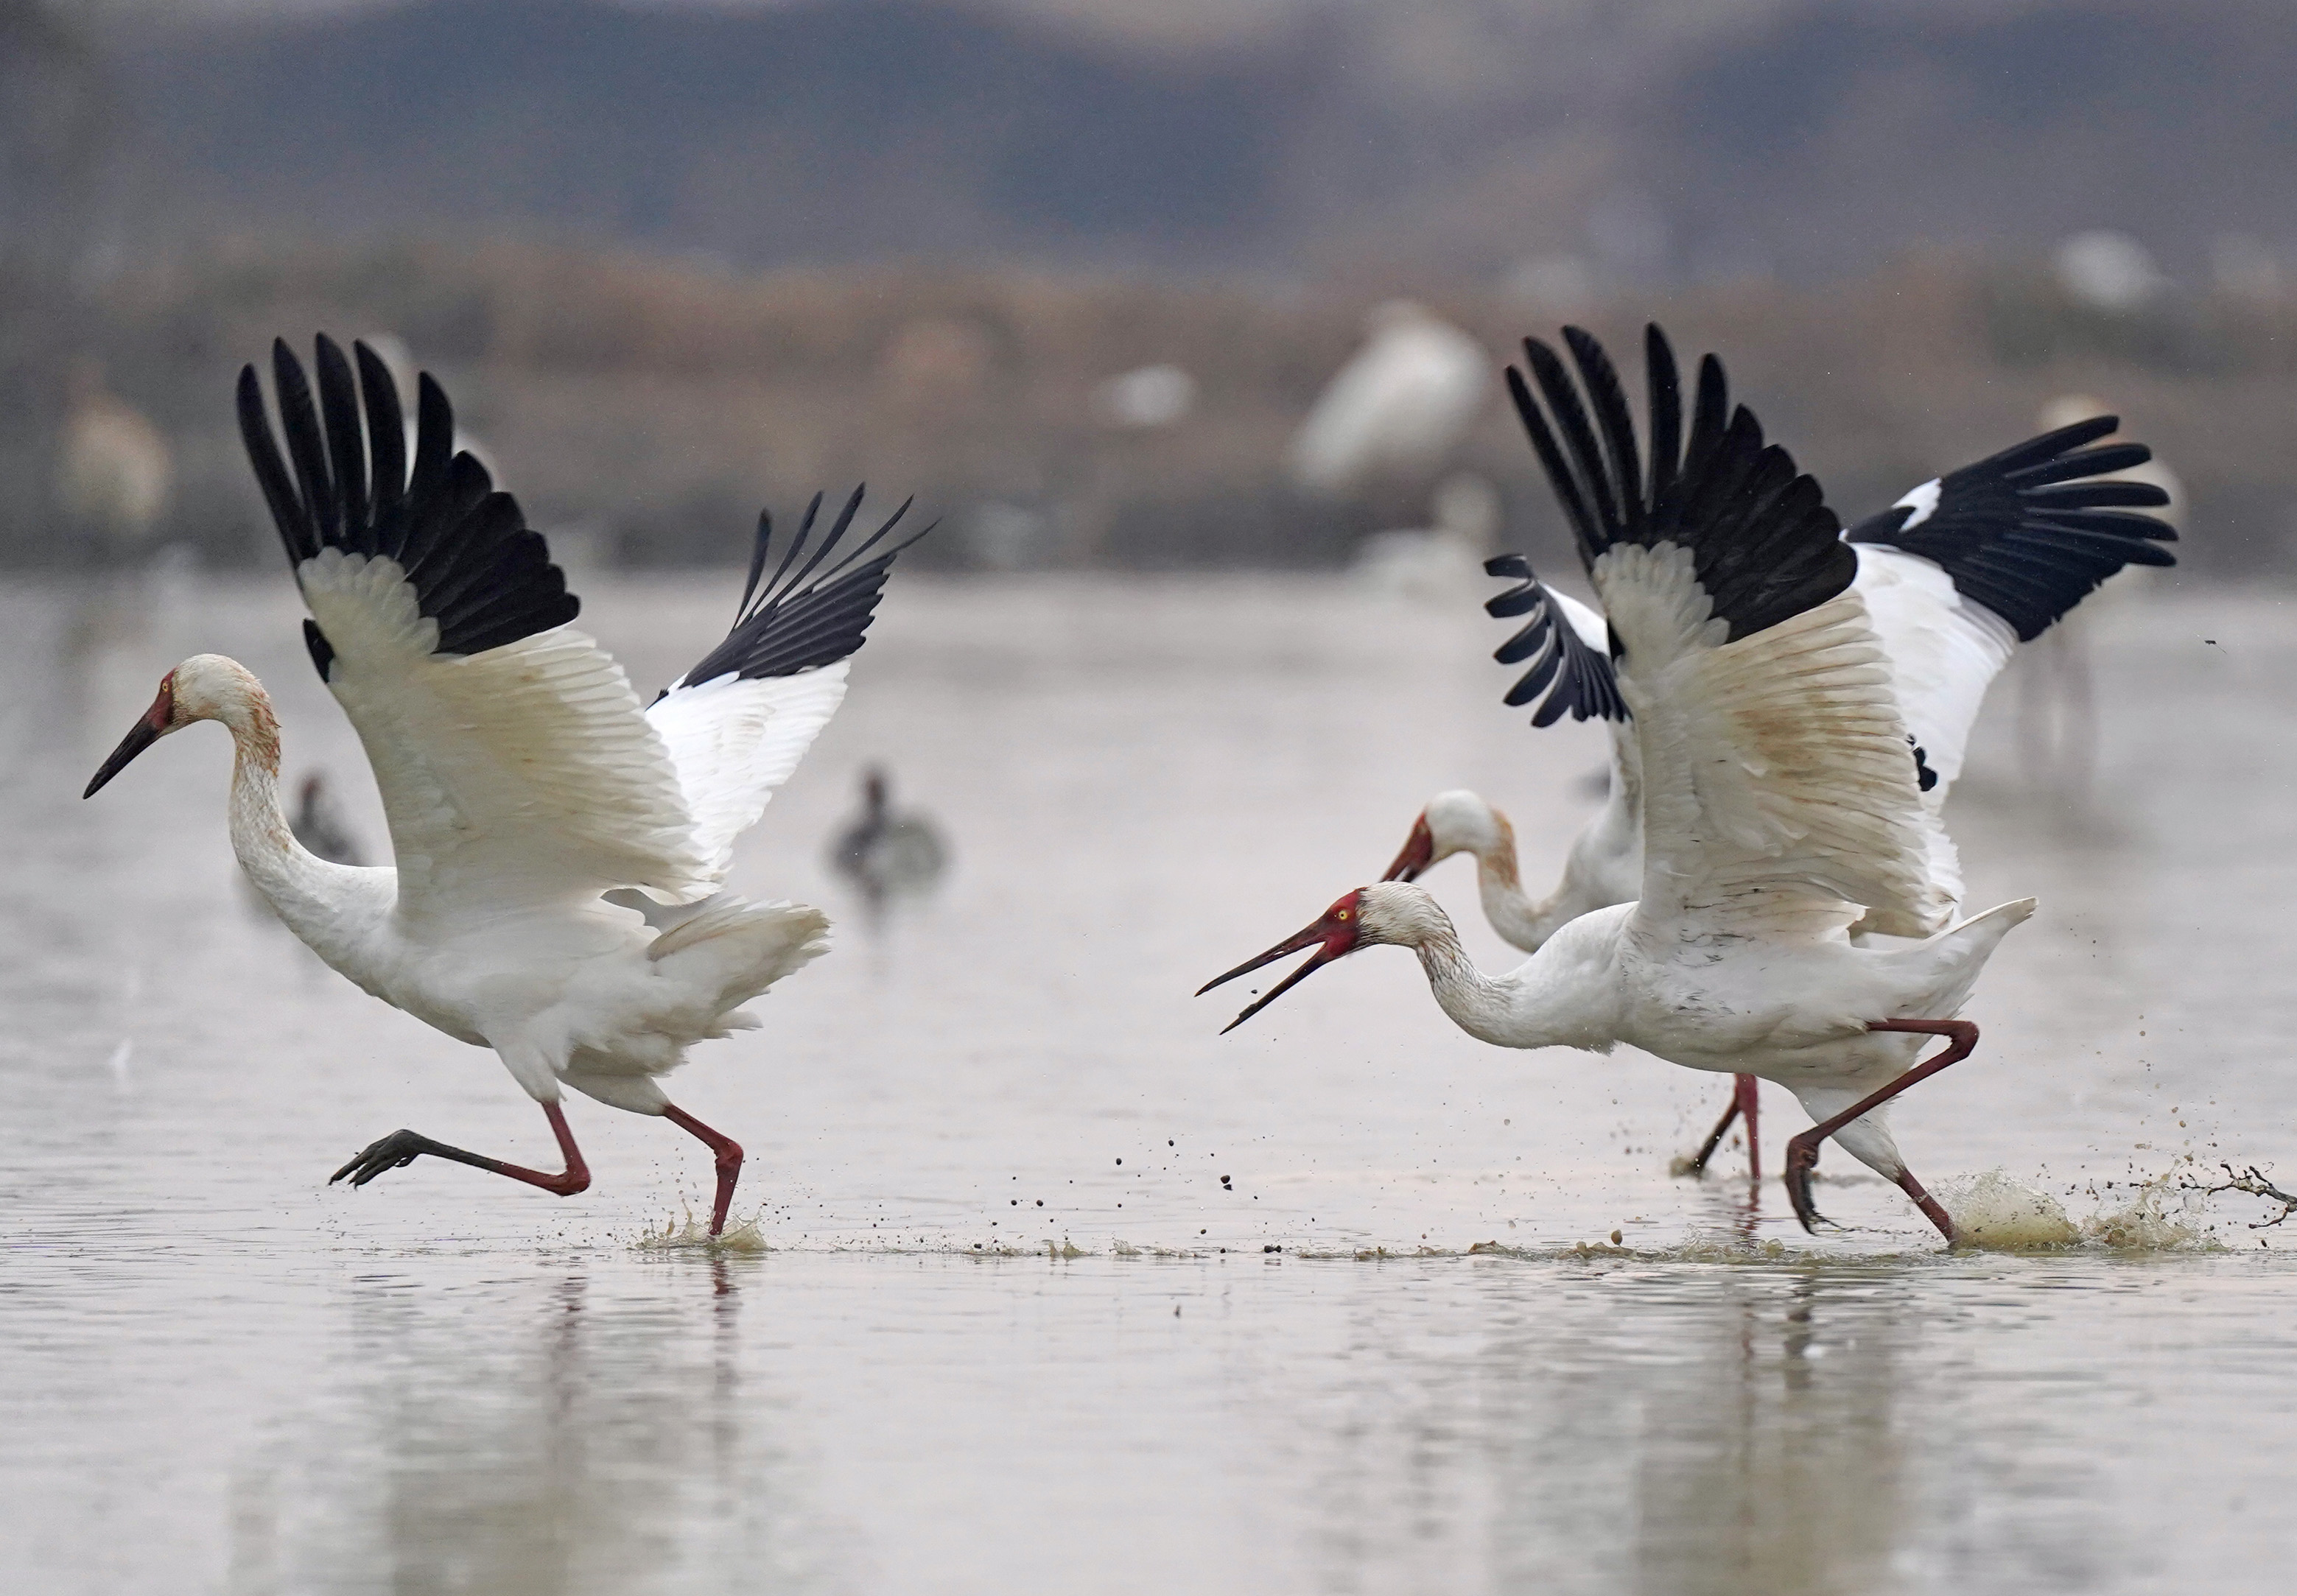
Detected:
left=1382, top=400, right=2176, bottom=1181
left=831, top=767, right=948, bottom=915
left=82, top=334, right=926, bottom=1237
left=1210, top=326, right=2052, bottom=1245
left=290, top=772, right=366, bottom=867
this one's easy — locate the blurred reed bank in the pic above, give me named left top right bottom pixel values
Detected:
left=6, top=0, right=2297, bottom=577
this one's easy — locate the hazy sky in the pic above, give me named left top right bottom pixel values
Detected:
left=100, top=0, right=1318, bottom=47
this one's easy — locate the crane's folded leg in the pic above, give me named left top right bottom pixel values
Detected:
left=662, top=1103, right=744, bottom=1237
left=1683, top=1074, right=1763, bottom=1180
left=1784, top=1020, right=1977, bottom=1242
left=330, top=1101, right=592, bottom=1199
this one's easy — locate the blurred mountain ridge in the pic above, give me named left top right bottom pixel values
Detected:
left=103, top=0, right=2297, bottom=282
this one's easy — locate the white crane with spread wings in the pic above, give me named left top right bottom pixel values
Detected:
left=84, top=336, right=925, bottom=1236
left=1381, top=359, right=2174, bottom=1183
left=1207, top=326, right=2044, bottom=1243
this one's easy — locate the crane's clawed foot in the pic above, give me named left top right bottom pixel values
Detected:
left=331, top=1129, right=443, bottom=1187
left=1783, top=1134, right=1840, bottom=1234
left=326, top=1126, right=592, bottom=1198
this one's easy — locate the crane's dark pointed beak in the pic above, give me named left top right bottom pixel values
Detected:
left=1383, top=815, right=1434, bottom=882
left=84, top=720, right=161, bottom=798
left=84, top=684, right=174, bottom=798
left=1198, top=898, right=1364, bottom=1034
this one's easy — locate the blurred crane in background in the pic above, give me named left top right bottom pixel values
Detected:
left=1288, top=300, right=1489, bottom=499
left=55, top=361, right=171, bottom=560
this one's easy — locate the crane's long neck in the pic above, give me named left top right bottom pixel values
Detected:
left=1467, top=809, right=1602, bottom=952
left=219, top=686, right=367, bottom=957
left=1407, top=913, right=1523, bottom=1045
left=1392, top=887, right=1621, bottom=1052
left=1475, top=838, right=1591, bottom=953
left=1478, top=755, right=1641, bottom=953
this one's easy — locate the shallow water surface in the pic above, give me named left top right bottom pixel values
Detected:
left=4, top=572, right=2296, bottom=1593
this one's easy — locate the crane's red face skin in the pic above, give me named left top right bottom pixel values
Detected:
left=1197, top=889, right=1366, bottom=1034
left=83, top=674, right=177, bottom=799
left=1383, top=815, right=1435, bottom=882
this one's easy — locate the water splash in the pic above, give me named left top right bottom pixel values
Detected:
left=1937, top=1170, right=2080, bottom=1250
left=635, top=1209, right=769, bottom=1254
left=2081, top=1165, right=2208, bottom=1251
left=1933, top=1166, right=2213, bottom=1252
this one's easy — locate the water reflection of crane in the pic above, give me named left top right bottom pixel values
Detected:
left=236, top=1264, right=835, bottom=1592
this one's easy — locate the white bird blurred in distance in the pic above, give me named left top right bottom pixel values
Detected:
left=1092, top=364, right=1196, bottom=429
left=1210, top=325, right=2044, bottom=1244
left=56, top=362, right=172, bottom=560
left=2055, top=231, right=2170, bottom=314
left=82, top=335, right=927, bottom=1237
left=831, top=766, right=948, bottom=916
left=1288, top=300, right=1490, bottom=496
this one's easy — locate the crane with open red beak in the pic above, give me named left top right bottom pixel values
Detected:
left=1196, top=890, right=1366, bottom=1034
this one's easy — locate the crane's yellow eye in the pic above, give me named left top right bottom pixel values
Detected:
left=1336, top=909, right=1350, bottom=921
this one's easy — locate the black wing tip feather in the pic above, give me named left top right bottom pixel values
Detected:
left=302, top=619, right=334, bottom=682
left=1507, top=322, right=1852, bottom=642
left=674, top=488, right=930, bottom=689
left=1851, top=414, right=2180, bottom=641
left=239, top=334, right=579, bottom=660
left=1482, top=556, right=1627, bottom=727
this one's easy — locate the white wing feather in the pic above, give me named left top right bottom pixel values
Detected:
left=645, top=662, right=850, bottom=886
left=1548, top=584, right=1609, bottom=651
left=301, top=549, right=711, bottom=921
left=1851, top=542, right=2016, bottom=798
left=1600, top=543, right=1949, bottom=943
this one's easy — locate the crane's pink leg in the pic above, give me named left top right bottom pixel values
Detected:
left=1683, top=1074, right=1763, bottom=1179
left=1784, top=1020, right=1977, bottom=1242
left=662, top=1103, right=744, bottom=1237
left=330, top=1101, right=592, bottom=1198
